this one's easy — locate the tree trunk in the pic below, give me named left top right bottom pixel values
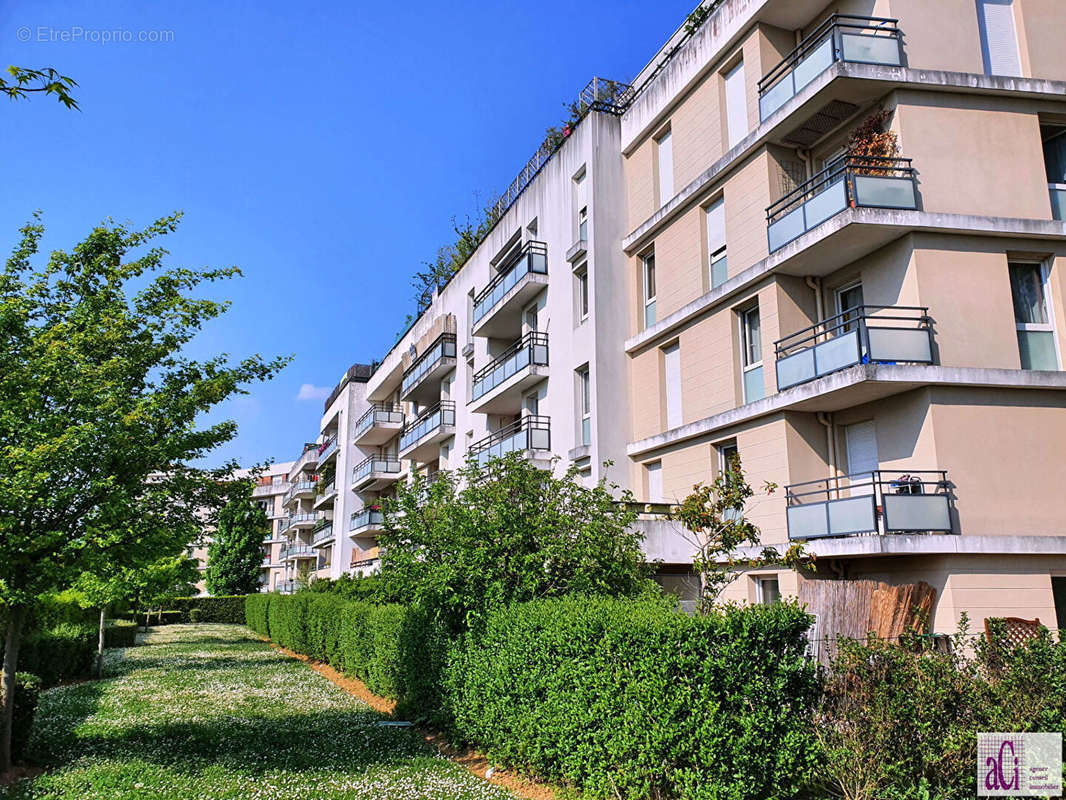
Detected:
left=0, top=604, right=28, bottom=773
left=96, top=606, right=106, bottom=679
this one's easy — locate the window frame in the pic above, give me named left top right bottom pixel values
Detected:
left=1009, top=259, right=1060, bottom=370
left=576, top=364, right=591, bottom=446
left=705, top=196, right=727, bottom=290
left=656, top=128, right=674, bottom=205
left=739, top=303, right=763, bottom=401
left=642, top=251, right=657, bottom=328
left=574, top=262, right=589, bottom=323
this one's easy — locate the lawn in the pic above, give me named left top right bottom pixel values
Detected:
left=1, top=624, right=515, bottom=800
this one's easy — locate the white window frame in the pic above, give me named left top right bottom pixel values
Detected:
left=577, top=365, right=591, bottom=446
left=656, top=129, right=674, bottom=204
left=740, top=304, right=763, bottom=401
left=705, top=197, right=727, bottom=290
left=642, top=251, right=657, bottom=329
left=574, top=262, right=589, bottom=322
left=645, top=460, right=663, bottom=502
left=716, top=440, right=739, bottom=477
left=1010, top=259, right=1061, bottom=369
left=574, top=168, right=588, bottom=242
left=755, top=575, right=781, bottom=606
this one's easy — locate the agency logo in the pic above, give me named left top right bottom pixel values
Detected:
left=978, top=733, right=1062, bottom=797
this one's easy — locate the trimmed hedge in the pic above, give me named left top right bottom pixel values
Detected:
left=170, top=595, right=248, bottom=624
left=14, top=624, right=95, bottom=686
left=104, top=620, right=139, bottom=649
left=246, top=593, right=818, bottom=799
left=12, top=672, right=41, bottom=763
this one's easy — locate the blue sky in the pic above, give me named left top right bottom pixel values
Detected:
left=0, top=0, right=694, bottom=468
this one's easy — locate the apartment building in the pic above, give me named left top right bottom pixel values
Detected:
left=270, top=0, right=1066, bottom=635
left=621, top=0, right=1066, bottom=632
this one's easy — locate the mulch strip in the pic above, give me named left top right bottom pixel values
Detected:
left=265, top=640, right=558, bottom=800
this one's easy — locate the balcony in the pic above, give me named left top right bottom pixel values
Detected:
left=401, top=333, right=457, bottom=403
left=283, top=478, right=318, bottom=508
left=281, top=543, right=316, bottom=561
left=351, top=455, right=402, bottom=492
left=278, top=580, right=296, bottom=594
left=758, top=15, right=904, bottom=122
left=398, top=401, right=456, bottom=462
left=471, top=241, right=548, bottom=338
left=354, top=403, right=404, bottom=446
left=767, top=156, right=918, bottom=253
left=785, top=470, right=952, bottom=541
left=1050, top=184, right=1066, bottom=220
left=317, top=435, right=338, bottom=467
left=469, top=415, right=551, bottom=468
left=470, top=332, right=549, bottom=414
left=311, top=518, right=335, bottom=548
left=252, top=481, right=285, bottom=498
left=351, top=557, right=381, bottom=575
left=775, top=306, right=934, bottom=391
left=289, top=442, right=320, bottom=476
left=312, top=480, right=337, bottom=510
left=349, top=507, right=385, bottom=542
left=282, top=513, right=319, bottom=532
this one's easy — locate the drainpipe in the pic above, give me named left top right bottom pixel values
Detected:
left=805, top=275, right=824, bottom=345
left=817, top=411, right=837, bottom=498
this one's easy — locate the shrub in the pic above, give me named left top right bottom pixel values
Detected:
left=443, top=597, right=820, bottom=800
left=245, top=594, right=271, bottom=636
left=104, top=620, right=139, bottom=649
left=13, top=624, right=95, bottom=686
left=11, top=672, right=41, bottom=763
left=189, top=608, right=202, bottom=623
left=170, top=595, right=248, bottom=624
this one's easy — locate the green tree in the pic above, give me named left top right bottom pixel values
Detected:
left=379, top=454, right=654, bottom=634
left=0, top=213, right=287, bottom=770
left=129, top=554, right=200, bottom=627
left=2, top=66, right=78, bottom=108
left=670, top=454, right=812, bottom=611
left=204, top=483, right=269, bottom=596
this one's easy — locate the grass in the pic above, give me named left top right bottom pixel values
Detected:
left=2, top=623, right=515, bottom=800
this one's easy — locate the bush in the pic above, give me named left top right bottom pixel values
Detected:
left=11, top=672, right=41, bottom=763
left=104, top=620, right=138, bottom=649
left=443, top=597, right=820, bottom=800
left=170, top=595, right=248, bottom=624
left=14, top=623, right=96, bottom=686
left=245, top=593, right=270, bottom=636
left=189, top=608, right=202, bottom=623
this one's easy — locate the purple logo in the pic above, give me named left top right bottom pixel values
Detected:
left=978, top=733, right=1062, bottom=797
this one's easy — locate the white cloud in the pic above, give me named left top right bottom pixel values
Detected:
left=296, top=383, right=330, bottom=402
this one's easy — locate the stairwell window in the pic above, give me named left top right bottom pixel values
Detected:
left=724, top=59, right=748, bottom=149
left=740, top=303, right=764, bottom=402
left=576, top=365, right=591, bottom=446
left=1009, top=261, right=1059, bottom=370
left=656, top=129, right=674, bottom=205
left=705, top=197, right=727, bottom=290
left=642, top=251, right=657, bottom=329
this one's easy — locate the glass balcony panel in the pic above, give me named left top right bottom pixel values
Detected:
left=759, top=75, right=794, bottom=120
left=840, top=32, right=901, bottom=65
left=743, top=365, right=765, bottom=402
left=867, top=327, right=932, bottom=363
left=814, top=330, right=862, bottom=375
left=767, top=206, right=806, bottom=252
left=804, top=178, right=848, bottom=229
left=777, top=348, right=816, bottom=390
left=710, top=256, right=728, bottom=289
left=581, top=417, right=591, bottom=446
left=1017, top=330, right=1057, bottom=370
left=853, top=175, right=916, bottom=209
left=644, top=300, right=656, bottom=329
left=793, top=36, right=835, bottom=92
left=1049, top=185, right=1066, bottom=220
left=787, top=503, right=829, bottom=539
left=828, top=495, right=877, bottom=535
left=882, top=494, right=951, bottom=532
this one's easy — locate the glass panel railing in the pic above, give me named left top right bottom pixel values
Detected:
left=399, top=402, right=456, bottom=452
left=775, top=306, right=934, bottom=390
left=743, top=366, right=764, bottom=402
left=401, top=334, right=457, bottom=396
left=317, top=437, right=338, bottom=463
left=758, top=16, right=903, bottom=121
left=352, top=456, right=401, bottom=483
left=469, top=416, right=551, bottom=468
left=1049, top=184, right=1066, bottom=220
left=473, top=241, right=548, bottom=323
left=349, top=508, right=384, bottom=532
left=766, top=156, right=917, bottom=253
left=355, top=404, right=404, bottom=436
left=472, top=332, right=549, bottom=400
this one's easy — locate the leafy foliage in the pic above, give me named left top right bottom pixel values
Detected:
left=205, top=484, right=270, bottom=596
left=5, top=625, right=95, bottom=687
left=10, top=673, right=39, bottom=765
left=671, top=455, right=812, bottom=610
left=848, top=108, right=900, bottom=163
left=169, top=595, right=248, bottom=624
left=379, top=454, right=654, bottom=634
left=1, top=66, right=78, bottom=109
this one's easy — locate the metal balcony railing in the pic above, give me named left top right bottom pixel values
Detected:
left=758, top=15, right=904, bottom=121
left=281, top=544, right=315, bottom=560
left=400, top=401, right=456, bottom=452
left=317, top=435, right=338, bottom=463
left=401, top=333, right=457, bottom=397
left=352, top=455, right=402, bottom=483
left=350, top=508, right=384, bottom=532
left=766, top=156, right=918, bottom=252
left=1050, top=183, right=1066, bottom=220
left=473, top=241, right=548, bottom=324
left=284, top=478, right=318, bottom=505
left=355, top=403, right=404, bottom=436
left=469, top=415, right=551, bottom=467
left=785, top=469, right=952, bottom=541
left=774, top=305, right=934, bottom=390
left=311, top=521, right=335, bottom=546
left=472, top=332, right=549, bottom=401
left=281, top=513, right=318, bottom=532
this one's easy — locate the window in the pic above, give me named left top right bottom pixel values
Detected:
left=656, top=129, right=674, bottom=203
left=524, top=303, right=538, bottom=333
left=740, top=304, right=764, bottom=402
left=756, top=576, right=781, bottom=606
left=574, top=170, right=588, bottom=242
left=642, top=252, right=657, bottom=328
left=577, top=365, right=591, bottom=446
left=845, top=420, right=879, bottom=496
left=977, top=0, right=1021, bottom=77
left=466, top=356, right=474, bottom=395
left=717, top=440, right=739, bottom=477
left=578, top=206, right=588, bottom=242
left=724, top=59, right=748, bottom=148
left=646, top=461, right=663, bottom=502
left=1053, top=576, right=1066, bottom=632
left=663, top=342, right=682, bottom=429
left=836, top=282, right=865, bottom=333
left=523, top=391, right=539, bottom=416
left=705, top=197, right=727, bottom=289
left=574, top=263, right=589, bottom=322
left=1009, top=261, right=1058, bottom=370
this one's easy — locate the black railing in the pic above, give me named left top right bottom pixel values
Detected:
left=785, top=469, right=952, bottom=540
left=473, top=241, right=548, bottom=322
left=758, top=15, right=903, bottom=120
left=469, top=416, right=551, bottom=465
left=472, top=332, right=549, bottom=400
left=355, top=402, right=404, bottom=435
left=766, top=156, right=917, bottom=252
left=401, top=333, right=457, bottom=396
left=400, top=401, right=457, bottom=452
left=774, top=305, right=933, bottom=389
left=352, top=455, right=401, bottom=483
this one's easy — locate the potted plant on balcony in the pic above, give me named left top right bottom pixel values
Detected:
left=846, top=107, right=900, bottom=191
